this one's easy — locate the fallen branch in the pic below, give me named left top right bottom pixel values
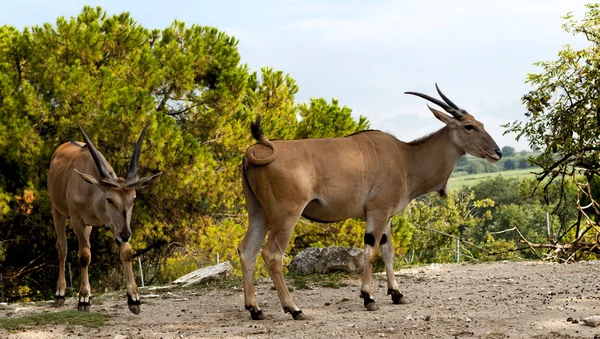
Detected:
left=513, top=226, right=542, bottom=260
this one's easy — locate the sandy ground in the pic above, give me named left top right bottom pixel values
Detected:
left=2, top=260, right=600, bottom=338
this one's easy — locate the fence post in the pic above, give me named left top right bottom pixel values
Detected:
left=138, top=257, right=145, bottom=288
left=455, top=238, right=460, bottom=263
left=546, top=212, right=551, bottom=241
left=1, top=272, right=4, bottom=302
left=216, top=253, right=220, bottom=265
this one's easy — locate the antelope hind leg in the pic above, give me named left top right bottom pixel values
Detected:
left=53, top=209, right=68, bottom=305
left=262, top=222, right=306, bottom=320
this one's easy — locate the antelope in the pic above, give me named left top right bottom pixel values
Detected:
left=238, top=84, right=502, bottom=320
left=48, top=122, right=162, bottom=314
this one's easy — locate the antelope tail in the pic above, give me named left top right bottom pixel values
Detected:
left=246, top=116, right=278, bottom=165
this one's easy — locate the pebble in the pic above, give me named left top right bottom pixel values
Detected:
left=583, top=316, right=600, bottom=327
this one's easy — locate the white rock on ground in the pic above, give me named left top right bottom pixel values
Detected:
left=288, top=247, right=363, bottom=274
left=173, top=261, right=232, bottom=287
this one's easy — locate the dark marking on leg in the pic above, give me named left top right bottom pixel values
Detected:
left=55, top=295, right=65, bottom=306
left=291, top=310, right=305, bottom=320
left=360, top=290, right=378, bottom=311
left=127, top=293, right=141, bottom=315
left=364, top=233, right=375, bottom=247
left=127, top=293, right=141, bottom=306
left=79, top=254, right=90, bottom=268
left=387, top=289, right=409, bottom=304
left=388, top=289, right=403, bottom=304
left=284, top=306, right=306, bottom=320
left=380, top=234, right=388, bottom=245
left=246, top=305, right=265, bottom=320
left=360, top=290, right=375, bottom=304
left=77, top=298, right=92, bottom=312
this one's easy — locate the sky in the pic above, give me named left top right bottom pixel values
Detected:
left=0, top=0, right=593, bottom=150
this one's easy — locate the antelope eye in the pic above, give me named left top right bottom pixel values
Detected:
left=464, top=125, right=475, bottom=131
left=106, top=196, right=114, bottom=205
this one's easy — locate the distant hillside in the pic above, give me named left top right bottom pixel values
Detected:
left=450, top=151, right=541, bottom=189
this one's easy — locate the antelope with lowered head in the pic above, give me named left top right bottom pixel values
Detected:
left=48, top=122, right=162, bottom=314
left=239, top=84, right=502, bottom=320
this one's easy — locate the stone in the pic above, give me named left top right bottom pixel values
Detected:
left=288, top=247, right=364, bottom=274
left=583, top=316, right=600, bottom=327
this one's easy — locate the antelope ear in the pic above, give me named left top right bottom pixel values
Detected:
left=74, top=169, right=101, bottom=186
left=74, top=169, right=119, bottom=188
left=127, top=172, right=163, bottom=189
left=427, top=104, right=454, bottom=125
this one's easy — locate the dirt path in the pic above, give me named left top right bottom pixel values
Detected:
left=2, top=261, right=600, bottom=338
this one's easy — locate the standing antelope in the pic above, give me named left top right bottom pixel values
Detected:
left=239, top=84, right=502, bottom=320
left=48, top=122, right=162, bottom=314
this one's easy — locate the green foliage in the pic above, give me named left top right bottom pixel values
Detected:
left=464, top=176, right=579, bottom=259
left=503, top=159, right=516, bottom=170
left=247, top=67, right=299, bottom=140
left=466, top=162, right=485, bottom=174
left=402, top=191, right=494, bottom=264
left=0, top=6, right=371, bottom=301
left=483, top=162, right=499, bottom=173
left=504, top=4, right=600, bottom=238
left=518, top=159, right=529, bottom=169
left=296, top=98, right=370, bottom=139
left=502, top=146, right=516, bottom=157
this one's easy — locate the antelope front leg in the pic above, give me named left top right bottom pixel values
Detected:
left=360, top=213, right=388, bottom=311
left=380, top=222, right=408, bottom=305
left=120, top=242, right=141, bottom=314
left=75, top=225, right=93, bottom=312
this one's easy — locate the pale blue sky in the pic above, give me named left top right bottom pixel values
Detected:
left=0, top=0, right=592, bottom=150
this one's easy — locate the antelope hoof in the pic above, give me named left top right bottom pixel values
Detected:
left=388, top=289, right=409, bottom=304
left=365, top=302, right=379, bottom=311
left=128, top=303, right=141, bottom=315
left=127, top=294, right=141, bottom=315
left=78, top=301, right=91, bottom=312
left=54, top=295, right=65, bottom=306
left=291, top=310, right=307, bottom=320
left=246, top=305, right=265, bottom=320
left=360, top=291, right=378, bottom=311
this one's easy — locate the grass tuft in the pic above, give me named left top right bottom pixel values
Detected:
left=0, top=310, right=108, bottom=330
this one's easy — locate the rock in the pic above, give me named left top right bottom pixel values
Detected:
left=173, top=261, right=232, bottom=287
left=288, top=247, right=363, bottom=274
left=583, top=316, right=600, bottom=327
